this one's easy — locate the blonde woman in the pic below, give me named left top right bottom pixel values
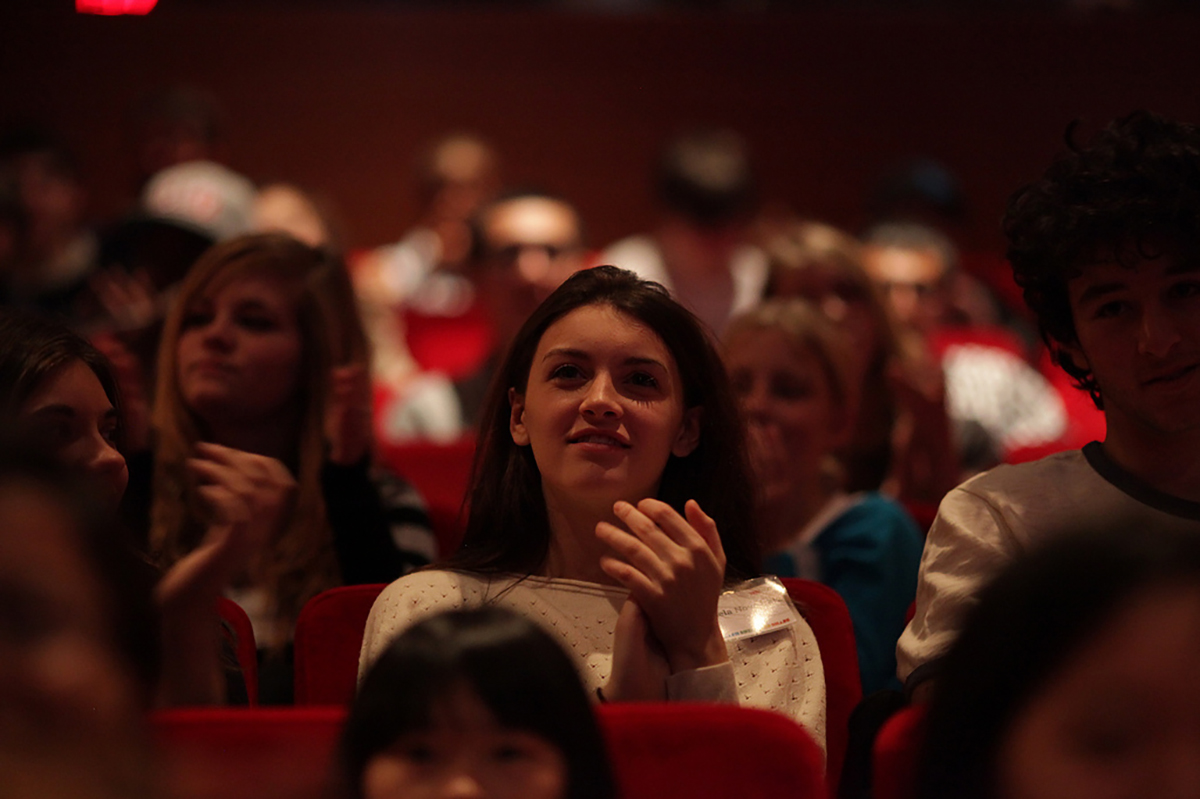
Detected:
left=147, top=233, right=433, bottom=702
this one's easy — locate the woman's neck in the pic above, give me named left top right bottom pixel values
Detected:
left=540, top=489, right=623, bottom=585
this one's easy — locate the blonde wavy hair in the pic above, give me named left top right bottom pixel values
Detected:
left=150, top=233, right=369, bottom=646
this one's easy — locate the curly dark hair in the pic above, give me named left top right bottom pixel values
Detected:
left=1003, top=110, right=1200, bottom=407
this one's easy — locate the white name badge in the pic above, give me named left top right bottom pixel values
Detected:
left=717, top=576, right=801, bottom=642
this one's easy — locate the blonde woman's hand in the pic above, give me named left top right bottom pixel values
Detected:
left=325, top=363, right=373, bottom=466
left=596, top=498, right=729, bottom=674
left=184, top=442, right=296, bottom=579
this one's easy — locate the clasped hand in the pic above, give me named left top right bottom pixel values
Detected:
left=596, top=498, right=729, bottom=701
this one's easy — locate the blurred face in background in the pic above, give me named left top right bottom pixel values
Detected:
left=862, top=245, right=949, bottom=335
left=998, top=585, right=1200, bottom=799
left=475, top=197, right=585, bottom=348
left=771, top=260, right=881, bottom=387
left=725, top=326, right=848, bottom=501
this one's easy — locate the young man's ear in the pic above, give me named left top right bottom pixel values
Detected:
left=672, top=407, right=702, bottom=457
left=509, top=388, right=529, bottom=446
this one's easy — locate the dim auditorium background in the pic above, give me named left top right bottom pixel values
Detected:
left=2, top=4, right=1198, bottom=256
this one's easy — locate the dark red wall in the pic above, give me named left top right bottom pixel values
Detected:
left=3, top=6, right=1199, bottom=252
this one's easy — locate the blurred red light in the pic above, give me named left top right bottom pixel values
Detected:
left=76, top=0, right=158, bottom=14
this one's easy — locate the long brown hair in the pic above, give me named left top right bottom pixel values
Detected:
left=449, top=265, right=760, bottom=583
left=149, top=233, right=368, bottom=646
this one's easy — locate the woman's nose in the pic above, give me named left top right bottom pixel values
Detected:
left=439, top=771, right=486, bottom=799
left=581, top=373, right=621, bottom=418
left=199, top=315, right=234, bottom=351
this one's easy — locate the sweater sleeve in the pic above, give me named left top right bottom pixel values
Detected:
left=321, top=457, right=437, bottom=585
left=895, top=485, right=1016, bottom=688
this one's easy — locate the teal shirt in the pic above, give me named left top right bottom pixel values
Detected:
left=764, top=492, right=923, bottom=694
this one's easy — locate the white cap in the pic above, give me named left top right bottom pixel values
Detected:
left=141, top=159, right=255, bottom=241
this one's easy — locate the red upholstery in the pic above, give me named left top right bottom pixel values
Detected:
left=152, top=703, right=825, bottom=799
left=781, top=578, right=863, bottom=799
left=599, top=702, right=826, bottom=799
left=216, top=597, right=258, bottom=706
left=375, top=436, right=476, bottom=557
left=402, top=300, right=495, bottom=380
left=151, top=707, right=346, bottom=799
left=872, top=704, right=927, bottom=799
left=293, top=584, right=388, bottom=706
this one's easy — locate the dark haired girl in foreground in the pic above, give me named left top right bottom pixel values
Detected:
left=344, top=607, right=616, bottom=799
left=360, top=266, right=825, bottom=752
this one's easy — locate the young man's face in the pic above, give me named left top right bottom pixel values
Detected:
left=1063, top=251, right=1200, bottom=440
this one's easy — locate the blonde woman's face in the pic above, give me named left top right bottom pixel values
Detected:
left=726, top=328, right=848, bottom=494
left=362, top=687, right=567, bottom=799
left=176, top=274, right=304, bottom=426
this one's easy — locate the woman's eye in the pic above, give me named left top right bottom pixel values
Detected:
left=550, top=364, right=584, bottom=381
left=236, top=314, right=278, bottom=332
left=629, top=371, right=659, bottom=389
left=1168, top=280, right=1200, bottom=300
left=400, top=743, right=437, bottom=764
left=1094, top=300, right=1127, bottom=319
left=492, top=744, right=528, bottom=763
left=100, top=418, right=121, bottom=447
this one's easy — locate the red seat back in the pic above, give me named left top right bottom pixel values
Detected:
left=872, top=704, right=927, bottom=799
left=599, top=702, right=825, bottom=799
left=375, top=436, right=476, bottom=557
left=293, top=584, right=387, bottom=706
left=151, top=707, right=346, bottom=799
left=781, top=578, right=863, bottom=799
left=216, top=597, right=258, bottom=706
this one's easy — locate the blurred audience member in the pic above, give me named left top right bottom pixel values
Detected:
left=0, top=441, right=159, bottom=799
left=0, top=126, right=99, bottom=322
left=379, top=188, right=588, bottom=439
left=129, top=85, right=225, bottom=191
left=863, top=222, right=1066, bottom=470
left=724, top=298, right=922, bottom=692
left=145, top=233, right=434, bottom=703
left=762, top=219, right=959, bottom=511
left=342, top=607, right=617, bottom=799
left=601, top=128, right=766, bottom=336
left=918, top=525, right=1200, bottom=799
left=251, top=182, right=342, bottom=251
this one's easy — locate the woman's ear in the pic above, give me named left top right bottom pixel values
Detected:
left=672, top=407, right=702, bottom=457
left=509, top=387, right=530, bottom=446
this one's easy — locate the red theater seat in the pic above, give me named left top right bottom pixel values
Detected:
left=293, top=584, right=387, bottom=706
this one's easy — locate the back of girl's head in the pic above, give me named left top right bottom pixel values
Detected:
left=0, top=312, right=121, bottom=423
left=918, top=523, right=1200, bottom=799
left=342, top=607, right=616, bottom=799
left=454, top=264, right=758, bottom=581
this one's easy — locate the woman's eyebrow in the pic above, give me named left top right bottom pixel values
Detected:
left=26, top=404, right=77, bottom=419
left=624, top=356, right=668, bottom=370
left=541, top=347, right=591, bottom=362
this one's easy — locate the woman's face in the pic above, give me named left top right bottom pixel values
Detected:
left=362, top=686, right=567, bottom=799
left=509, top=304, right=699, bottom=513
left=175, top=273, right=304, bottom=427
left=771, top=261, right=880, bottom=385
left=0, top=482, right=148, bottom=798
left=19, top=360, right=128, bottom=508
left=999, top=585, right=1200, bottom=799
left=725, top=328, right=847, bottom=496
